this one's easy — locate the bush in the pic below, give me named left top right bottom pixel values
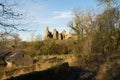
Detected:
left=33, top=40, right=68, bottom=55
left=50, top=43, right=68, bottom=54
left=103, top=65, right=120, bottom=80
left=96, top=58, right=120, bottom=80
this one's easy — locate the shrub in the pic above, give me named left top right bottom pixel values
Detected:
left=96, top=58, right=120, bottom=80
left=50, top=43, right=68, bottom=54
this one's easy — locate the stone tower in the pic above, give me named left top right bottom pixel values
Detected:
left=61, top=30, right=66, bottom=39
left=53, top=29, right=58, bottom=39
left=45, top=27, right=49, bottom=39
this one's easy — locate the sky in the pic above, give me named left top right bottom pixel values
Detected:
left=7, top=0, right=100, bottom=41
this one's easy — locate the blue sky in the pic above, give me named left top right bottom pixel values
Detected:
left=10, top=0, right=100, bottom=41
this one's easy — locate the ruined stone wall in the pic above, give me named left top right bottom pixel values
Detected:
left=45, top=27, right=53, bottom=39
left=53, top=29, right=58, bottom=39
left=45, top=27, right=73, bottom=40
left=45, top=27, right=49, bottom=39
left=61, top=30, right=66, bottom=40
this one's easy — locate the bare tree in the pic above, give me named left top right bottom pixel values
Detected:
left=0, top=2, right=25, bottom=34
left=68, top=1, right=120, bottom=59
left=35, top=34, right=42, bottom=41
left=11, top=33, right=21, bottom=46
left=0, top=0, right=26, bottom=47
left=96, top=0, right=119, bottom=10
left=68, top=9, right=95, bottom=39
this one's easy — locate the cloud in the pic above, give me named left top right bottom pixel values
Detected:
left=32, top=20, right=53, bottom=24
left=22, top=11, right=73, bottom=25
left=53, top=11, right=73, bottom=19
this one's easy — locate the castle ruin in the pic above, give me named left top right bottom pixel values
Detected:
left=45, top=27, right=53, bottom=39
left=45, top=27, right=69, bottom=40
left=53, top=29, right=58, bottom=39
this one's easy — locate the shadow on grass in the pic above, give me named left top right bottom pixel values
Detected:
left=6, top=62, right=96, bottom=80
